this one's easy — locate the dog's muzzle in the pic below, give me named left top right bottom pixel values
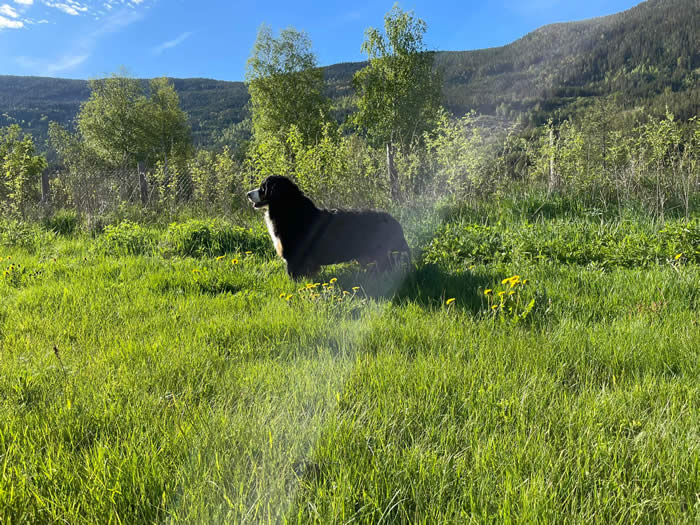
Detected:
left=247, top=189, right=266, bottom=208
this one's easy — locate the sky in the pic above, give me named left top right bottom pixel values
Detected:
left=0, top=0, right=645, bottom=82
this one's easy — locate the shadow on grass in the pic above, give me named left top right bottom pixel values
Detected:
left=319, top=263, right=492, bottom=315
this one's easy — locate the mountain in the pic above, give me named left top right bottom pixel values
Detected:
left=0, top=0, right=697, bottom=150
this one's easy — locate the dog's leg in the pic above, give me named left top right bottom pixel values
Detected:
left=287, top=262, right=318, bottom=280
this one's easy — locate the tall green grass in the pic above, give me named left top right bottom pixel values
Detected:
left=0, top=204, right=698, bottom=523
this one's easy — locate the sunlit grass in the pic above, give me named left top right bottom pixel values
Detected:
left=0, top=210, right=698, bottom=522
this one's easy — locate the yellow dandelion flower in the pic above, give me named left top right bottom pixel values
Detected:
left=306, top=283, right=314, bottom=289
left=498, top=291, right=506, bottom=297
left=343, top=291, right=350, bottom=296
left=508, top=291, right=515, bottom=296
left=484, top=289, right=493, bottom=295
left=231, top=258, right=239, bottom=265
left=352, top=286, right=360, bottom=292
left=491, top=305, right=499, bottom=310
left=216, top=255, right=225, bottom=261
left=285, top=294, right=293, bottom=301
left=330, top=278, right=337, bottom=284
left=446, top=298, right=456, bottom=305
left=245, top=251, right=252, bottom=255
left=501, top=277, right=510, bottom=285
left=279, top=292, right=287, bottom=299
left=322, top=283, right=329, bottom=287
left=675, top=253, right=683, bottom=260
left=522, top=279, right=528, bottom=285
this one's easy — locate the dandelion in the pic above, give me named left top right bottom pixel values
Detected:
left=491, top=305, right=499, bottom=310
left=245, top=251, right=252, bottom=255
left=352, top=286, right=360, bottom=292
left=285, top=294, right=293, bottom=301
left=306, top=283, right=315, bottom=289
left=322, top=283, right=329, bottom=287
left=231, top=258, right=239, bottom=265
left=446, top=298, right=456, bottom=305
left=279, top=292, right=287, bottom=299
left=508, top=291, right=515, bottom=296
left=216, top=255, right=225, bottom=261
left=330, top=278, right=337, bottom=284
left=498, top=291, right=506, bottom=298
left=675, top=253, right=683, bottom=260
left=343, top=291, right=350, bottom=296
left=484, top=289, right=493, bottom=295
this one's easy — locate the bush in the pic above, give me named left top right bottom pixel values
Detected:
left=95, top=220, right=157, bottom=256
left=423, top=217, right=700, bottom=269
left=161, top=219, right=272, bottom=258
left=43, top=209, right=81, bottom=236
left=0, top=219, right=53, bottom=252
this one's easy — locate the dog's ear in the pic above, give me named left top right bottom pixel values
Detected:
left=260, top=177, right=271, bottom=198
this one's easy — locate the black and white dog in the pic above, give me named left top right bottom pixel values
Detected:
left=248, top=176, right=410, bottom=278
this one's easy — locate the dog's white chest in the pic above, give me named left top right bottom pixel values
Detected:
left=264, top=211, right=284, bottom=259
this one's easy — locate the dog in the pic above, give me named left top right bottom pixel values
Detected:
left=247, top=176, right=410, bottom=278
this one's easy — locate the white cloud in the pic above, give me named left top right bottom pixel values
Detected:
left=16, top=52, right=87, bottom=73
left=43, top=1, right=89, bottom=16
left=0, top=13, right=22, bottom=26
left=0, top=4, right=20, bottom=17
left=13, top=0, right=33, bottom=5
left=152, top=31, right=192, bottom=55
left=46, top=53, right=88, bottom=73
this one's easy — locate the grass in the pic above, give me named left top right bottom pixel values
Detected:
left=0, top=203, right=699, bottom=523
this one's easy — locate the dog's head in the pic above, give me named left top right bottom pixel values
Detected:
left=247, top=176, right=303, bottom=209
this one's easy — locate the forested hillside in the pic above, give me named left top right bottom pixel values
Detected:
left=0, top=0, right=697, bottom=149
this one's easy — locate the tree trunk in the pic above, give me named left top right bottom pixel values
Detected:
left=386, top=142, right=400, bottom=201
left=138, top=161, right=148, bottom=205
left=41, top=169, right=50, bottom=204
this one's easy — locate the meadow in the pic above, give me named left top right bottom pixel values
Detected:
left=0, top=196, right=698, bottom=523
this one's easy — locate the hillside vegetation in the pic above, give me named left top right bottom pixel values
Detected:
left=1, top=0, right=697, bottom=149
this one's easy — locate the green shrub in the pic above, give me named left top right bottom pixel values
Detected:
left=0, top=219, right=52, bottom=251
left=43, top=209, right=81, bottom=236
left=424, top=217, right=700, bottom=269
left=95, top=220, right=157, bottom=256
left=161, top=219, right=272, bottom=258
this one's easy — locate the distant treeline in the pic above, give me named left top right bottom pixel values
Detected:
left=0, top=0, right=697, bottom=153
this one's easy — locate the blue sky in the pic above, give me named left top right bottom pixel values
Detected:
left=1, top=0, right=643, bottom=81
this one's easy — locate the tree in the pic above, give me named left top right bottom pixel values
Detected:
left=0, top=125, right=47, bottom=216
left=145, top=77, right=192, bottom=197
left=77, top=74, right=151, bottom=203
left=353, top=4, right=441, bottom=200
left=246, top=24, right=329, bottom=148
left=75, top=73, right=191, bottom=205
